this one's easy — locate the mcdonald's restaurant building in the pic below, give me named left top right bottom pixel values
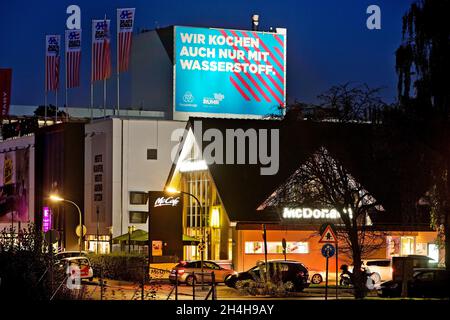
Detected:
left=162, top=117, right=443, bottom=273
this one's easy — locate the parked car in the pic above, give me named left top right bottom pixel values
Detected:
left=308, top=271, right=339, bottom=284
left=349, top=255, right=434, bottom=284
left=310, top=271, right=324, bottom=284
left=169, top=260, right=237, bottom=286
left=57, top=256, right=94, bottom=281
left=362, top=259, right=392, bottom=283
left=377, top=268, right=449, bottom=298
left=225, top=260, right=310, bottom=292
left=55, top=251, right=88, bottom=262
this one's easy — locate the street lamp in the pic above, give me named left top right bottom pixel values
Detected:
left=166, top=187, right=206, bottom=289
left=128, top=225, right=136, bottom=253
left=251, top=14, right=259, bottom=31
left=49, top=194, right=83, bottom=255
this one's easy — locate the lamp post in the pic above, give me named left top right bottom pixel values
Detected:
left=49, top=194, right=83, bottom=255
left=128, top=225, right=136, bottom=253
left=166, top=187, right=206, bottom=290
left=108, top=226, right=113, bottom=254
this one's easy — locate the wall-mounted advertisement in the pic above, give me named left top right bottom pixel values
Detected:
left=0, top=148, right=30, bottom=223
left=244, top=241, right=308, bottom=254
left=173, top=26, right=286, bottom=120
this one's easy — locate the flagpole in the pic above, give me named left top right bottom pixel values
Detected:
left=103, top=77, right=106, bottom=118
left=44, top=46, right=47, bottom=125
left=103, top=14, right=107, bottom=119
left=65, top=45, right=68, bottom=120
left=91, top=20, right=94, bottom=121
left=44, top=91, right=48, bottom=125
left=55, top=89, right=58, bottom=123
left=116, top=9, right=120, bottom=116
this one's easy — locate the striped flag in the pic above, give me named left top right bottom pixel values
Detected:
left=117, top=8, right=135, bottom=72
left=92, top=19, right=111, bottom=82
left=45, top=35, right=61, bottom=92
left=65, top=29, right=82, bottom=88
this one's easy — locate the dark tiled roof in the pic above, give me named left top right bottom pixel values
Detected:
left=184, top=117, right=436, bottom=228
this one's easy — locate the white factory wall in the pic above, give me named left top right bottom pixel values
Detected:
left=85, top=118, right=186, bottom=238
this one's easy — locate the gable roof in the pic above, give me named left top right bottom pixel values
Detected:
left=167, top=117, right=436, bottom=228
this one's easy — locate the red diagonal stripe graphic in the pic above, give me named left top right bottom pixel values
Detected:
left=274, top=34, right=284, bottom=47
left=242, top=31, right=284, bottom=84
left=219, top=30, right=262, bottom=102
left=238, top=31, right=284, bottom=98
left=230, top=76, right=250, bottom=101
left=274, top=46, right=284, bottom=60
left=252, top=31, right=284, bottom=72
left=221, top=30, right=271, bottom=103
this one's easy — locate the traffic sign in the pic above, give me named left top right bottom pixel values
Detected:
left=319, top=225, right=338, bottom=243
left=198, top=242, right=206, bottom=252
left=75, top=224, right=87, bottom=237
left=321, top=243, right=335, bottom=258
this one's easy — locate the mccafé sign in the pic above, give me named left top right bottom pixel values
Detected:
left=154, top=196, right=180, bottom=208
left=148, top=191, right=184, bottom=260
left=282, top=207, right=353, bottom=220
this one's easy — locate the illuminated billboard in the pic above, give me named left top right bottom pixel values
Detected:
left=173, top=26, right=286, bottom=120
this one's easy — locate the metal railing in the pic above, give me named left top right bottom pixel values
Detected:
left=166, top=271, right=217, bottom=301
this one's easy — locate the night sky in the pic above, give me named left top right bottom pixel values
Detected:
left=0, top=0, right=415, bottom=109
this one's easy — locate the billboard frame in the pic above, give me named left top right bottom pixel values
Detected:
left=172, top=25, right=287, bottom=121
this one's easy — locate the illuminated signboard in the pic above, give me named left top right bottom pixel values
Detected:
left=282, top=207, right=353, bottom=220
left=42, top=207, right=52, bottom=232
left=173, top=26, right=287, bottom=120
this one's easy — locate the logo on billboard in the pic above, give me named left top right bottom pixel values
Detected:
left=183, top=91, right=194, bottom=103
left=203, top=93, right=224, bottom=106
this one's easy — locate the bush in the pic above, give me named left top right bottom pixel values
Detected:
left=0, top=224, right=76, bottom=300
left=87, top=252, right=147, bottom=282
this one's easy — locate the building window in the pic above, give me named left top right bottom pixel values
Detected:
left=147, top=148, right=157, bottom=160
left=428, top=243, right=439, bottom=262
left=245, top=241, right=309, bottom=254
left=86, top=235, right=110, bottom=254
left=129, top=211, right=148, bottom=224
left=129, top=191, right=148, bottom=205
left=400, top=236, right=415, bottom=256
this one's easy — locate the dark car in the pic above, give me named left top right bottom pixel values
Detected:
left=377, top=268, right=449, bottom=298
left=225, top=260, right=310, bottom=292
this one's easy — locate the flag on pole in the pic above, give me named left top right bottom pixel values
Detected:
left=45, top=35, right=61, bottom=91
left=117, top=8, right=135, bottom=72
left=92, top=19, right=111, bottom=82
left=65, top=29, right=82, bottom=88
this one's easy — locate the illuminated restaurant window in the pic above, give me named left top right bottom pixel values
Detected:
left=428, top=244, right=439, bottom=262
left=400, top=236, right=415, bottom=255
left=245, top=241, right=309, bottom=254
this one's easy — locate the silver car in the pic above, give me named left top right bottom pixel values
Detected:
left=169, top=260, right=237, bottom=286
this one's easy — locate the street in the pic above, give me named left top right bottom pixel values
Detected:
left=79, top=278, right=376, bottom=300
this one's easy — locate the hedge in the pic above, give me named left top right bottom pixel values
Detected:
left=87, top=252, right=147, bottom=282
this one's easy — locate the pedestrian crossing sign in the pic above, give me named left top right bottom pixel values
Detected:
left=319, top=225, right=337, bottom=243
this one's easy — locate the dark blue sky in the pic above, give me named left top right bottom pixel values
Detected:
left=0, top=0, right=415, bottom=109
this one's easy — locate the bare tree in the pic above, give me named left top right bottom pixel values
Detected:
left=317, top=83, right=386, bottom=123
left=261, top=147, right=384, bottom=298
